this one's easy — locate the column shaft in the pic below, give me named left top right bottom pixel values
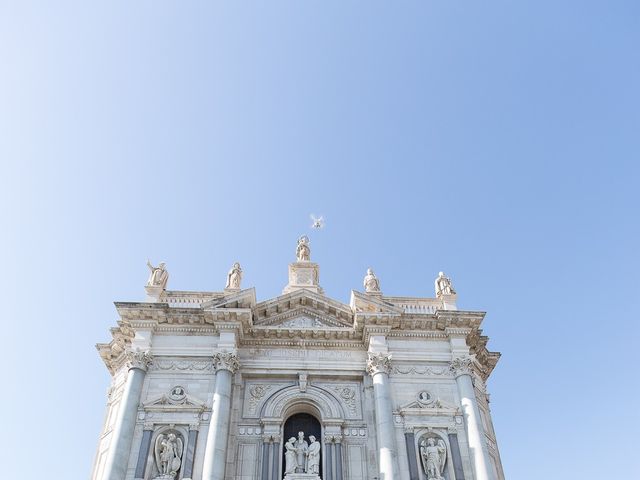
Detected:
left=134, top=429, right=153, bottom=479
left=202, top=369, right=233, bottom=480
left=448, top=433, right=466, bottom=480
left=102, top=366, right=147, bottom=480
left=324, top=442, right=333, bottom=480
left=456, top=374, right=492, bottom=480
left=371, top=371, right=399, bottom=480
left=182, top=429, right=199, bottom=479
left=271, top=441, right=280, bottom=480
left=334, top=442, right=343, bottom=480
left=261, top=441, right=270, bottom=480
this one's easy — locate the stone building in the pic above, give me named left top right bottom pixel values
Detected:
left=93, top=238, right=504, bottom=480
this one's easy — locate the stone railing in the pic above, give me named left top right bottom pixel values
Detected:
left=161, top=291, right=221, bottom=308
left=384, top=297, right=441, bottom=314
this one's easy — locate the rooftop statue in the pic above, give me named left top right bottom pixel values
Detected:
left=363, top=268, right=381, bottom=293
left=296, top=235, right=311, bottom=262
left=147, top=260, right=169, bottom=290
left=435, top=271, right=455, bottom=297
left=225, top=262, right=242, bottom=289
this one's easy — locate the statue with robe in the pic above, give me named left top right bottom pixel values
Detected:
left=147, top=260, right=169, bottom=289
left=434, top=271, right=455, bottom=297
left=295, top=431, right=308, bottom=473
left=225, top=262, right=242, bottom=289
left=296, top=236, right=311, bottom=262
left=284, top=437, right=298, bottom=475
left=363, top=268, right=381, bottom=293
left=306, top=435, right=321, bottom=474
left=420, top=437, right=447, bottom=480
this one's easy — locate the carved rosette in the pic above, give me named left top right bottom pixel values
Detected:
left=213, top=352, right=240, bottom=373
left=125, top=349, right=153, bottom=371
left=449, top=356, right=473, bottom=378
left=366, top=352, right=392, bottom=376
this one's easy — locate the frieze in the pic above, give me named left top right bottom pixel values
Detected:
left=391, top=365, right=452, bottom=377
left=151, top=358, right=214, bottom=372
left=245, top=348, right=358, bottom=360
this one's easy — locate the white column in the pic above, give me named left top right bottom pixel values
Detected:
left=366, top=352, right=399, bottom=480
left=102, top=350, right=152, bottom=480
left=451, top=357, right=492, bottom=480
left=202, top=352, right=239, bottom=480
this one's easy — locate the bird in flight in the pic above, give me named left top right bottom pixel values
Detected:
left=310, top=214, right=325, bottom=229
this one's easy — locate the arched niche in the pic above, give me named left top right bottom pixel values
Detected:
left=145, top=425, right=189, bottom=480
left=282, top=412, right=323, bottom=478
left=260, top=385, right=346, bottom=421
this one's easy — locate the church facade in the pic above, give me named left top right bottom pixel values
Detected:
left=93, top=237, right=504, bottom=480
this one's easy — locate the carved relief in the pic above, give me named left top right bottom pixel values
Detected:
left=154, top=432, right=183, bottom=479
left=243, top=382, right=291, bottom=418
left=248, top=384, right=272, bottom=414
left=392, top=365, right=451, bottom=376
left=280, top=317, right=323, bottom=328
left=152, top=359, right=214, bottom=371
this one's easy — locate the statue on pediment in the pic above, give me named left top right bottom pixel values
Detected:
left=225, top=262, right=242, bottom=289
left=435, top=271, right=455, bottom=297
left=147, top=260, right=169, bottom=289
left=363, top=268, right=381, bottom=293
left=296, top=235, right=311, bottom=262
left=420, top=437, right=447, bottom=479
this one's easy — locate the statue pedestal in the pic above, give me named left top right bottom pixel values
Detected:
left=284, top=474, right=321, bottom=480
left=145, top=285, right=164, bottom=302
left=282, top=261, right=323, bottom=295
left=439, top=293, right=458, bottom=311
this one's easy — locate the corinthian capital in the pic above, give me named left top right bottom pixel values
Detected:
left=366, top=352, right=392, bottom=376
left=449, top=356, right=473, bottom=378
left=125, top=349, right=153, bottom=372
left=213, top=352, right=240, bottom=373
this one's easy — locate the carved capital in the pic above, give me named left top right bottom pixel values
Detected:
left=213, top=352, right=240, bottom=373
left=366, top=352, right=392, bottom=376
left=449, top=356, right=473, bottom=378
left=125, top=349, right=153, bottom=372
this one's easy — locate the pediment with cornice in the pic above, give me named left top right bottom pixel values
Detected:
left=143, top=392, right=208, bottom=413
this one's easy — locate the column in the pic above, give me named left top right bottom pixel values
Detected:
left=134, top=425, right=153, bottom=480
left=334, top=438, right=343, bottom=480
left=182, top=425, right=199, bottom=480
left=404, top=428, right=419, bottom=480
left=451, top=357, right=492, bottom=480
left=202, top=352, right=240, bottom=480
left=366, top=352, right=400, bottom=480
left=324, top=437, right=333, bottom=480
left=448, top=433, right=466, bottom=480
left=271, top=436, right=281, bottom=480
left=261, top=436, right=270, bottom=480
left=102, top=350, right=152, bottom=480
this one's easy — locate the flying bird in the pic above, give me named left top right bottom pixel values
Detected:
left=310, top=214, right=325, bottom=229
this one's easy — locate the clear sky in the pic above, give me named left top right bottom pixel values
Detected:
left=1, top=1, right=638, bottom=478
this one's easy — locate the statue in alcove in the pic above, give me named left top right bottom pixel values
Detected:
left=420, top=437, right=447, bottom=480
left=295, top=431, right=308, bottom=473
left=306, top=435, right=321, bottom=474
left=154, top=432, right=183, bottom=479
left=284, top=437, right=298, bottom=475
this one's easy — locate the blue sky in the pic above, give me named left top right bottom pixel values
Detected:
left=1, top=1, right=638, bottom=478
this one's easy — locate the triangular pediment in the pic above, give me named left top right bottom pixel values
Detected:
left=143, top=393, right=208, bottom=412
left=253, top=289, right=354, bottom=328
left=350, top=290, right=404, bottom=315
left=202, top=287, right=256, bottom=310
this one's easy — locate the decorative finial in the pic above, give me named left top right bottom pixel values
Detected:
left=225, top=262, right=242, bottom=290
left=296, top=235, right=311, bottom=262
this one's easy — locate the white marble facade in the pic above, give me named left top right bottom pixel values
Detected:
left=93, top=248, right=505, bottom=480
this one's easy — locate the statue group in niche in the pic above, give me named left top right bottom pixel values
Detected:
left=284, top=431, right=320, bottom=477
left=154, top=432, right=183, bottom=479
left=420, top=437, right=447, bottom=480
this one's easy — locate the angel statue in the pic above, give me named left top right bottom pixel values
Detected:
left=154, top=432, right=183, bottom=478
left=296, top=236, right=311, bottom=262
left=420, top=437, right=447, bottom=480
left=225, top=262, right=242, bottom=289
left=147, top=260, right=169, bottom=289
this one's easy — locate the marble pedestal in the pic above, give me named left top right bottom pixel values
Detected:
left=284, top=474, right=321, bottom=480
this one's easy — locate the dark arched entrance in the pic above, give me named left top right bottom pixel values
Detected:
left=282, top=413, right=322, bottom=477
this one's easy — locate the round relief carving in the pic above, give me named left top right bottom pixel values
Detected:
left=170, top=385, right=186, bottom=402
left=417, top=390, right=434, bottom=406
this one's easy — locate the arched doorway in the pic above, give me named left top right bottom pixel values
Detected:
left=282, top=413, right=322, bottom=477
